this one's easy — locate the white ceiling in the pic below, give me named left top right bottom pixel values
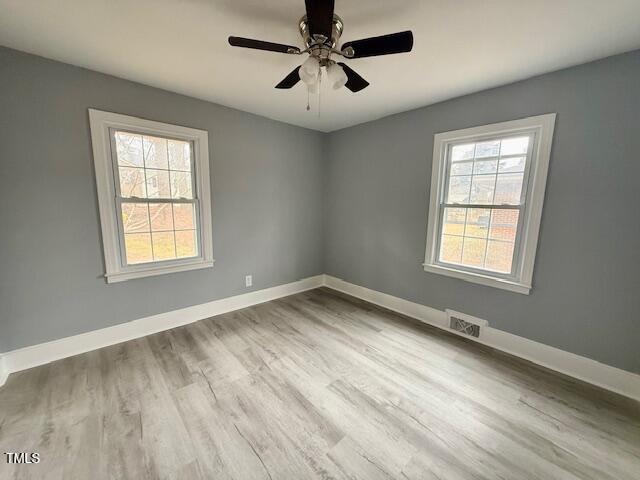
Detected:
left=2, top=0, right=640, bottom=132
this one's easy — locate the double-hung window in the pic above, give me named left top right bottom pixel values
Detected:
left=424, top=114, right=556, bottom=294
left=89, top=109, right=214, bottom=283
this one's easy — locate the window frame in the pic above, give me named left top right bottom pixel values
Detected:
left=423, top=114, right=556, bottom=294
left=435, top=132, right=534, bottom=281
left=89, top=109, right=214, bottom=283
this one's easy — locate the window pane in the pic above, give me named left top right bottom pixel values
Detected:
left=500, top=136, right=529, bottom=156
left=149, top=203, right=174, bottom=231
left=475, top=140, right=500, bottom=158
left=121, top=203, right=149, bottom=233
left=436, top=132, right=535, bottom=276
left=451, top=144, right=475, bottom=161
left=494, top=173, right=524, bottom=205
left=125, top=233, right=153, bottom=264
left=168, top=140, right=191, bottom=171
left=469, top=175, right=495, bottom=204
left=443, top=208, right=466, bottom=236
left=446, top=176, right=471, bottom=203
left=440, top=235, right=463, bottom=264
left=176, top=230, right=197, bottom=258
left=462, top=237, right=486, bottom=267
left=152, top=232, right=176, bottom=261
left=143, top=136, right=169, bottom=170
left=115, top=132, right=143, bottom=167
left=119, top=167, right=147, bottom=198
left=173, top=203, right=196, bottom=230
left=498, top=156, right=526, bottom=173
left=473, top=159, right=498, bottom=175
left=485, top=241, right=515, bottom=273
left=145, top=169, right=171, bottom=198
left=489, top=209, right=519, bottom=242
left=451, top=161, right=472, bottom=176
left=171, top=171, right=193, bottom=199
left=464, top=208, right=490, bottom=238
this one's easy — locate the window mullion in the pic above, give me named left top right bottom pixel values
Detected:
left=147, top=203, right=155, bottom=262
left=165, top=141, right=180, bottom=258
left=171, top=201, right=178, bottom=257
left=460, top=207, right=470, bottom=263
left=116, top=197, right=195, bottom=205
left=441, top=203, right=522, bottom=210
left=484, top=150, right=500, bottom=269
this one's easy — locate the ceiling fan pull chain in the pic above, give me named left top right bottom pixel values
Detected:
left=317, top=69, right=322, bottom=118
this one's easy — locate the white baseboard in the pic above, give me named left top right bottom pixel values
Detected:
left=0, top=275, right=324, bottom=387
left=3, top=273, right=638, bottom=402
left=323, top=275, right=640, bottom=402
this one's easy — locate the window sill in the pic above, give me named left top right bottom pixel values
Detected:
left=106, top=259, right=215, bottom=283
left=422, top=263, right=531, bottom=295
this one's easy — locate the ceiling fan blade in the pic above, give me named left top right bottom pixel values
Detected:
left=341, top=31, right=413, bottom=58
left=275, top=67, right=302, bottom=89
left=338, top=63, right=369, bottom=93
left=305, top=0, right=335, bottom=40
left=228, top=36, right=300, bottom=54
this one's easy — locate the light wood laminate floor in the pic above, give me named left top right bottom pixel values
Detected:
left=1, top=288, right=639, bottom=479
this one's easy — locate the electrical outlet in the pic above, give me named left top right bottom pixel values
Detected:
left=245, top=275, right=252, bottom=287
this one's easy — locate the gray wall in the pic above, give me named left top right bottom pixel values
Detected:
left=0, top=47, right=325, bottom=352
left=2, top=46, right=639, bottom=375
left=324, top=50, right=640, bottom=374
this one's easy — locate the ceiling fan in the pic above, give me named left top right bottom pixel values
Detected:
left=228, top=0, right=413, bottom=95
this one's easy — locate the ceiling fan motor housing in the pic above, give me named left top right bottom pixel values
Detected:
left=299, top=14, right=344, bottom=65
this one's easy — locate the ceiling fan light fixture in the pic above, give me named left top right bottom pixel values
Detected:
left=326, top=63, right=348, bottom=90
left=299, top=67, right=318, bottom=86
left=299, top=56, right=320, bottom=85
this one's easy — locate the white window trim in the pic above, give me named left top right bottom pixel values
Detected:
left=89, top=109, right=214, bottom=283
left=423, top=113, right=556, bottom=295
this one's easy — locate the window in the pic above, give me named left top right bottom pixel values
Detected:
left=89, top=109, right=213, bottom=282
left=424, top=114, right=556, bottom=294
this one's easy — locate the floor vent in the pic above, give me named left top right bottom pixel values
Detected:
left=445, top=310, right=488, bottom=339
